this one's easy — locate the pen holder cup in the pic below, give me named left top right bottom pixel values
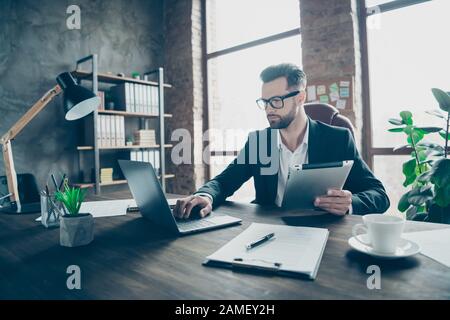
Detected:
left=40, top=193, right=64, bottom=228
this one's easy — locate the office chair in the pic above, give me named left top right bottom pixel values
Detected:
left=304, top=102, right=355, bottom=137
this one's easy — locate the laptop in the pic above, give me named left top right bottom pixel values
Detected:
left=118, top=160, right=242, bottom=235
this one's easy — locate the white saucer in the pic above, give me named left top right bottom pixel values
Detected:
left=348, top=234, right=421, bottom=259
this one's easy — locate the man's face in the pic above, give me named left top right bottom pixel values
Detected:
left=261, top=77, right=303, bottom=129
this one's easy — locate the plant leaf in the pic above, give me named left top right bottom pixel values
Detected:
left=429, top=159, right=450, bottom=208
left=439, top=130, right=450, bottom=140
left=393, top=144, right=409, bottom=152
left=425, top=109, right=445, bottom=119
left=402, top=159, right=417, bottom=187
left=407, top=186, right=433, bottom=206
left=405, top=206, right=417, bottom=220
left=398, top=191, right=411, bottom=212
left=388, top=118, right=403, bottom=126
left=416, top=127, right=442, bottom=133
left=400, top=111, right=413, bottom=125
left=417, top=170, right=432, bottom=183
left=388, top=127, right=404, bottom=133
left=431, top=88, right=450, bottom=112
left=407, top=128, right=424, bottom=144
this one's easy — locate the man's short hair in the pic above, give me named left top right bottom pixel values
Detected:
left=260, top=63, right=307, bottom=90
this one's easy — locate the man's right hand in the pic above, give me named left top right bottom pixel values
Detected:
left=173, top=195, right=212, bottom=219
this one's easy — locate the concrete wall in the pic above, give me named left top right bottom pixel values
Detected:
left=0, top=0, right=164, bottom=191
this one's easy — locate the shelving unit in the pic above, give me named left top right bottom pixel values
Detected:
left=76, top=145, right=173, bottom=151
left=72, top=54, right=173, bottom=194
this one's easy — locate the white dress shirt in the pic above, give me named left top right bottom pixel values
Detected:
left=275, top=121, right=309, bottom=207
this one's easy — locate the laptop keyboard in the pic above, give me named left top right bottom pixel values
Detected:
left=176, top=218, right=216, bottom=231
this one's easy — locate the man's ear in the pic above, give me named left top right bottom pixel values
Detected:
left=298, top=90, right=306, bottom=104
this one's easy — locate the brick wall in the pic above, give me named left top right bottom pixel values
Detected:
left=164, top=0, right=206, bottom=194
left=300, top=0, right=364, bottom=148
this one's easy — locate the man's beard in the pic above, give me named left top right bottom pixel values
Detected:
left=267, top=107, right=296, bottom=129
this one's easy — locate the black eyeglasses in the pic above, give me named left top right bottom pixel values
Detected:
left=256, top=90, right=300, bottom=110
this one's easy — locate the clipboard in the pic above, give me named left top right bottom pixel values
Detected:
left=203, top=223, right=329, bottom=280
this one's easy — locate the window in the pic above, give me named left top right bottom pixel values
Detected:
left=207, top=0, right=301, bottom=53
left=205, top=0, right=301, bottom=201
left=364, top=0, right=449, bottom=211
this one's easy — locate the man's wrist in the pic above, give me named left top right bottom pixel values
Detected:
left=195, top=193, right=213, bottom=205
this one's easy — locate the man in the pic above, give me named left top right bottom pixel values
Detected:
left=174, top=63, right=390, bottom=219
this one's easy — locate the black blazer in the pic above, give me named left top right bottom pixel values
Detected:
left=195, top=118, right=390, bottom=215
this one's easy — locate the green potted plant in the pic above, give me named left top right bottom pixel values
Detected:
left=387, top=88, right=450, bottom=224
left=55, top=182, right=94, bottom=247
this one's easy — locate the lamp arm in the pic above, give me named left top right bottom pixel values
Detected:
left=1, top=84, right=62, bottom=144
left=0, top=84, right=62, bottom=205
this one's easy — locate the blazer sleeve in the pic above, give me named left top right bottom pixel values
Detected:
left=343, top=130, right=390, bottom=214
left=194, top=135, right=254, bottom=208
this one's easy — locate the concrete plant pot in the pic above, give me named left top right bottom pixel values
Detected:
left=60, top=213, right=94, bottom=247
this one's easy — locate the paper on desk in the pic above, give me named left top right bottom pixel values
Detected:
left=206, top=223, right=329, bottom=279
left=403, top=228, right=450, bottom=268
left=35, top=199, right=137, bottom=221
left=36, top=197, right=183, bottom=221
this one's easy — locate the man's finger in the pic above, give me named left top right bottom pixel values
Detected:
left=316, top=203, right=348, bottom=215
left=200, top=205, right=212, bottom=218
left=315, top=196, right=351, bottom=206
left=326, top=208, right=347, bottom=216
left=318, top=203, right=347, bottom=215
left=327, top=189, right=346, bottom=197
left=183, top=197, right=203, bottom=219
left=174, top=196, right=194, bottom=218
left=174, top=199, right=183, bottom=217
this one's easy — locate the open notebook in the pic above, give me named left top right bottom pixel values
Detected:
left=204, top=223, right=329, bottom=280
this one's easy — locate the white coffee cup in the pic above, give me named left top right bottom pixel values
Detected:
left=352, top=214, right=405, bottom=254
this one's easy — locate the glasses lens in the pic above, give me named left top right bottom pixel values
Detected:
left=270, top=97, right=283, bottom=109
left=256, top=99, right=267, bottom=110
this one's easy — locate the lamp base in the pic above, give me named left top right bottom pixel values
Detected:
left=0, top=202, right=41, bottom=214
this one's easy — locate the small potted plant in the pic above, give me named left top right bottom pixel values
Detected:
left=55, top=182, right=94, bottom=247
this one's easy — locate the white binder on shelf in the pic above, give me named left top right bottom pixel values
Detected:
left=120, top=116, right=125, bottom=146
left=146, top=85, right=151, bottom=115
left=111, top=115, right=116, bottom=147
left=154, top=86, right=159, bottom=116
left=125, top=82, right=131, bottom=112
left=96, top=115, right=102, bottom=147
left=138, top=84, right=144, bottom=113
left=100, top=115, right=106, bottom=147
left=155, top=150, right=160, bottom=175
left=204, top=223, right=329, bottom=280
left=130, top=83, right=135, bottom=113
left=150, top=86, right=155, bottom=115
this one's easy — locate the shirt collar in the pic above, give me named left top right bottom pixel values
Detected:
left=277, top=119, right=309, bottom=152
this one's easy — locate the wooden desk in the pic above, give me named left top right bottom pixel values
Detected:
left=0, top=191, right=449, bottom=299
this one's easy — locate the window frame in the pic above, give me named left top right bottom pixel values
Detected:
left=202, top=0, right=301, bottom=179
left=359, top=0, right=435, bottom=168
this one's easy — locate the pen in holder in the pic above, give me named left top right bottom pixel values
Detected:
left=40, top=191, right=64, bottom=228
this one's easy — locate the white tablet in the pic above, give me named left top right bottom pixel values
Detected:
left=281, top=160, right=354, bottom=210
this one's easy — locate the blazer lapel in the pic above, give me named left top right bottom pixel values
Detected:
left=307, top=118, right=323, bottom=164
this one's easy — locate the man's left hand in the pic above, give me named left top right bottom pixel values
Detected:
left=314, top=189, right=352, bottom=216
